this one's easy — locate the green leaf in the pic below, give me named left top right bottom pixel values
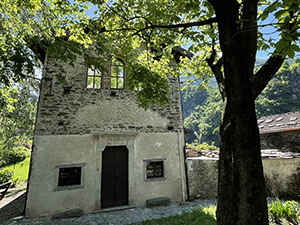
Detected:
left=274, top=10, right=289, bottom=20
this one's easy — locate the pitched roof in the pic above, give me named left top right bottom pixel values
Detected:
left=258, top=111, right=300, bottom=134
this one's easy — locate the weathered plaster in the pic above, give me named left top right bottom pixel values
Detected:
left=187, top=157, right=300, bottom=200
left=72, top=100, right=169, bottom=128
left=26, top=132, right=185, bottom=217
left=263, top=158, right=300, bottom=199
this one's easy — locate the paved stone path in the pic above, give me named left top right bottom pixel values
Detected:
left=1, top=199, right=217, bottom=225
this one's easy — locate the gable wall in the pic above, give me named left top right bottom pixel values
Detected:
left=26, top=51, right=187, bottom=217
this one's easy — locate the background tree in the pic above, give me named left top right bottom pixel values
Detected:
left=183, top=59, right=300, bottom=146
left=0, top=79, right=38, bottom=167
left=0, top=80, right=38, bottom=148
left=184, top=85, right=222, bottom=146
left=256, top=59, right=300, bottom=117
left=1, top=1, right=299, bottom=224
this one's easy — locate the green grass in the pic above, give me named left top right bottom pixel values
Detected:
left=140, top=206, right=216, bottom=225
left=3, top=156, right=30, bottom=182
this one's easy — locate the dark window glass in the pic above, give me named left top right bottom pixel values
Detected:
left=146, top=161, right=164, bottom=179
left=58, top=167, right=81, bottom=186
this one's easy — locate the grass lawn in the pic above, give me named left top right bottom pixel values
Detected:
left=3, top=156, right=31, bottom=183
left=140, top=206, right=216, bottom=225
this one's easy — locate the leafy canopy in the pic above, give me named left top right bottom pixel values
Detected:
left=0, top=0, right=299, bottom=111
left=1, top=0, right=299, bottom=104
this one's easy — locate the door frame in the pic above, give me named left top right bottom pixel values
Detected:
left=100, top=145, right=129, bottom=208
left=95, top=134, right=136, bottom=210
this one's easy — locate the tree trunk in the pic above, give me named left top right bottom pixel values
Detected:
left=216, top=93, right=269, bottom=225
left=206, top=1, right=269, bottom=224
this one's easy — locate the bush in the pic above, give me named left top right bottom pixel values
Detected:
left=0, top=159, right=6, bottom=168
left=2, top=146, right=29, bottom=166
left=0, top=169, right=14, bottom=184
left=269, top=199, right=300, bottom=225
left=189, top=143, right=219, bottom=151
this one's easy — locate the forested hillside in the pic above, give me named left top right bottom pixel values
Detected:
left=182, top=59, right=300, bottom=146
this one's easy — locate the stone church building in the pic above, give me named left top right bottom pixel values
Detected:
left=25, top=50, right=187, bottom=217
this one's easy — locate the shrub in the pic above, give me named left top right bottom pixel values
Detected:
left=269, top=199, right=300, bottom=225
left=0, top=169, right=14, bottom=184
left=189, top=143, right=219, bottom=151
left=0, top=158, right=6, bottom=168
left=2, top=146, right=29, bottom=166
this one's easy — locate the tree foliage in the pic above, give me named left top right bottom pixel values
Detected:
left=1, top=0, right=300, bottom=224
left=0, top=80, right=38, bottom=149
left=256, top=59, right=300, bottom=117
left=184, top=84, right=222, bottom=146
left=184, top=59, right=300, bottom=146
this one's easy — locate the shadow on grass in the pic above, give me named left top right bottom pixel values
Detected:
left=139, top=207, right=216, bottom=225
left=0, top=192, right=25, bottom=223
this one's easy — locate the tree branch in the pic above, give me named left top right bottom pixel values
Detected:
left=251, top=55, right=285, bottom=99
left=251, top=8, right=299, bottom=99
left=207, top=48, right=226, bottom=100
left=132, top=17, right=217, bottom=36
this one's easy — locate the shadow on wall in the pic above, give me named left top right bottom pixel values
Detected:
left=265, top=167, right=300, bottom=200
left=187, top=157, right=300, bottom=201
left=0, top=192, right=26, bottom=223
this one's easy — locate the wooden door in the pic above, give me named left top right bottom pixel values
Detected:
left=101, top=146, right=128, bottom=208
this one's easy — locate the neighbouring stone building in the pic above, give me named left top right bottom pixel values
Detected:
left=186, top=111, right=300, bottom=200
left=25, top=49, right=187, bottom=217
left=258, top=111, right=300, bottom=152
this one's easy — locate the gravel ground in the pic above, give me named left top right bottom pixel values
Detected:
left=1, top=199, right=217, bottom=225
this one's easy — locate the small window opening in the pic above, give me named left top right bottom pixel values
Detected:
left=58, top=167, right=81, bottom=186
left=111, top=59, right=125, bottom=89
left=87, top=66, right=102, bottom=89
left=146, top=161, right=164, bottom=179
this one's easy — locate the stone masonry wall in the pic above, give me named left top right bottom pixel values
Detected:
left=260, top=131, right=300, bottom=153
left=187, top=157, right=300, bottom=200
left=35, top=53, right=183, bottom=135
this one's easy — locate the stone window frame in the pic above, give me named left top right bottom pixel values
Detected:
left=86, top=65, right=103, bottom=89
left=143, top=158, right=167, bottom=182
left=54, top=163, right=86, bottom=191
left=110, top=58, right=125, bottom=90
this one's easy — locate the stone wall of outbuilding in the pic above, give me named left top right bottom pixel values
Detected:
left=260, top=131, right=300, bottom=153
left=187, top=157, right=300, bottom=200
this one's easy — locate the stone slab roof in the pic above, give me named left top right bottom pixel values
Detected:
left=257, top=111, right=300, bottom=134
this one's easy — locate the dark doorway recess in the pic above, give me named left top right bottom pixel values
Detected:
left=101, top=146, right=128, bottom=208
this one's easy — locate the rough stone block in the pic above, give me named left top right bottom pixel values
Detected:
left=51, top=209, right=84, bottom=219
left=146, top=197, right=171, bottom=207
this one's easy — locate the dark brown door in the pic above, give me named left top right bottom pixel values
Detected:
left=101, top=146, right=128, bottom=208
